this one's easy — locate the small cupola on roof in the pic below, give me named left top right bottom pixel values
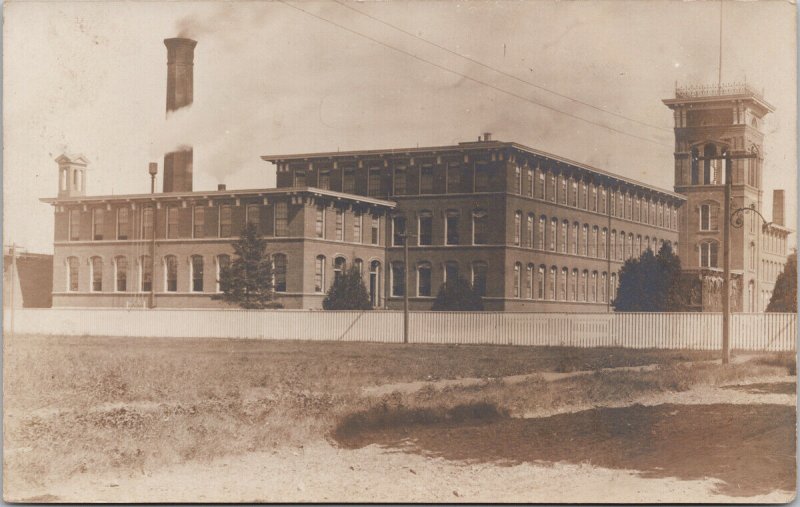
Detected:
left=55, top=153, right=89, bottom=198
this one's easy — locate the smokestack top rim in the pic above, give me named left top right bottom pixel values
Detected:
left=164, top=37, right=198, bottom=48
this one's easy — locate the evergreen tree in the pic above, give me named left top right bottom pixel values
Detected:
left=767, top=253, right=797, bottom=312
left=323, top=266, right=372, bottom=310
left=431, top=276, right=484, bottom=311
left=613, top=243, right=685, bottom=312
left=218, top=223, right=281, bottom=309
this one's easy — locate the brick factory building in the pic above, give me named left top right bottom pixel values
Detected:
left=40, top=38, right=790, bottom=312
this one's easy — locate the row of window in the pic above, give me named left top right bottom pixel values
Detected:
left=510, top=165, right=678, bottom=229
left=67, top=203, right=382, bottom=245
left=291, top=161, right=679, bottom=231
left=511, top=264, right=617, bottom=303
left=511, top=212, right=673, bottom=261
left=388, top=260, right=487, bottom=298
left=64, top=254, right=288, bottom=294
left=314, top=207, right=380, bottom=243
left=391, top=210, right=486, bottom=246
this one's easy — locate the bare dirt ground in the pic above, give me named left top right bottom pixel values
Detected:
left=4, top=334, right=796, bottom=503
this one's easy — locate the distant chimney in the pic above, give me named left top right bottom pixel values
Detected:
left=483, top=132, right=492, bottom=141
left=773, top=189, right=785, bottom=226
left=163, top=37, right=197, bottom=193
left=217, top=184, right=226, bottom=191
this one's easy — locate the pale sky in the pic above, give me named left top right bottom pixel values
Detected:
left=3, top=0, right=796, bottom=254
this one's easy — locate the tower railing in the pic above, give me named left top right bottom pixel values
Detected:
left=675, top=82, right=764, bottom=101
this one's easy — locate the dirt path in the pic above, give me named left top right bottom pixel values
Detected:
left=9, top=440, right=793, bottom=503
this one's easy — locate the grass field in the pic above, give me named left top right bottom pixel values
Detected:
left=3, top=333, right=794, bottom=495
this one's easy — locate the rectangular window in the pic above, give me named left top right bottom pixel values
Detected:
left=591, top=187, right=597, bottom=212
left=420, top=165, right=433, bottom=194
left=316, top=207, right=325, bottom=238
left=219, top=204, right=232, bottom=237
left=353, top=212, right=362, bottom=243
left=560, top=176, right=567, bottom=204
left=392, top=263, right=405, bottom=297
left=368, top=168, right=382, bottom=197
left=335, top=209, right=343, bottom=241
left=418, top=264, right=432, bottom=297
left=142, top=207, right=154, bottom=240
left=447, top=163, right=461, bottom=193
left=246, top=204, right=260, bottom=229
left=473, top=262, right=487, bottom=297
left=92, top=209, right=104, bottom=240
left=527, top=168, right=534, bottom=197
left=68, top=257, right=79, bottom=291
left=343, top=168, right=355, bottom=194
left=193, top=206, right=205, bottom=238
left=166, top=206, right=179, bottom=239
left=418, top=213, right=432, bottom=245
left=371, top=216, right=379, bottom=245
left=294, top=169, right=306, bottom=187
left=165, top=256, right=178, bottom=292
left=117, top=208, right=130, bottom=240
left=275, top=201, right=288, bottom=237
left=393, top=216, right=406, bottom=246
left=141, top=256, right=152, bottom=292
left=548, top=173, right=556, bottom=202
left=475, top=163, right=490, bottom=191
left=191, top=256, right=204, bottom=292
left=314, top=256, right=325, bottom=292
left=446, top=212, right=460, bottom=245
left=393, top=167, right=407, bottom=195
left=273, top=255, right=287, bottom=292
left=318, top=170, right=330, bottom=190
left=515, top=167, right=522, bottom=194
left=473, top=211, right=488, bottom=245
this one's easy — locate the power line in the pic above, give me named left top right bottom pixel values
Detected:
left=276, top=0, right=673, bottom=149
left=332, top=0, right=672, bottom=133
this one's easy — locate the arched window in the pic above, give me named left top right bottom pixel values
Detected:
left=444, top=261, right=459, bottom=283
left=536, top=265, right=546, bottom=300
left=582, top=224, right=589, bottom=256
left=627, top=233, right=634, bottom=259
left=549, top=218, right=557, bottom=251
left=89, top=256, right=103, bottom=292
left=215, top=254, right=230, bottom=293
left=273, top=254, right=287, bottom=292
left=610, top=272, right=617, bottom=302
left=636, top=235, right=642, bottom=256
left=514, top=211, right=522, bottom=246
left=703, top=144, right=718, bottom=184
left=354, top=258, right=363, bottom=276
left=190, top=255, right=204, bottom=292
left=618, top=231, right=625, bottom=260
left=560, top=220, right=568, bottom=253
left=590, top=271, right=598, bottom=302
left=164, top=255, right=178, bottom=292
left=472, top=210, right=488, bottom=245
left=560, top=267, right=568, bottom=301
left=526, top=264, right=534, bottom=299
left=417, top=262, right=432, bottom=297
left=572, top=222, right=579, bottom=255
left=513, top=263, right=522, bottom=298
left=537, top=216, right=546, bottom=250
left=443, top=210, right=460, bottom=246
left=418, top=210, right=433, bottom=246
left=140, top=255, right=153, bottom=292
left=749, top=242, right=756, bottom=270
left=334, top=256, right=347, bottom=282
left=700, top=241, right=719, bottom=268
left=391, top=261, right=405, bottom=296
left=472, top=261, right=488, bottom=297
left=580, top=270, right=588, bottom=301
left=527, top=214, right=534, bottom=248
left=610, top=230, right=617, bottom=260
left=368, top=260, right=382, bottom=306
left=600, top=272, right=607, bottom=303
left=114, top=256, right=127, bottom=292
left=589, top=226, right=598, bottom=257
left=392, top=216, right=406, bottom=246
left=570, top=269, right=578, bottom=301
left=315, top=255, right=326, bottom=292
left=600, top=228, right=608, bottom=259
left=548, top=266, right=557, bottom=300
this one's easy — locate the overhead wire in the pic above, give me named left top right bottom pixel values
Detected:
left=331, top=0, right=672, bottom=133
left=276, top=0, right=674, bottom=149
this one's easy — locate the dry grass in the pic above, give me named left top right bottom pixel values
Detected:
left=3, top=333, right=789, bottom=491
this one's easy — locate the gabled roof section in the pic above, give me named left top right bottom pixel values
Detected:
left=55, top=153, right=90, bottom=166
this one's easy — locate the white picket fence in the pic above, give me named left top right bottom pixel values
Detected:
left=4, top=308, right=796, bottom=351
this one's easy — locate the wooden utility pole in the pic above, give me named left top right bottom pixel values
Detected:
left=722, top=155, right=731, bottom=364
left=149, top=163, right=158, bottom=309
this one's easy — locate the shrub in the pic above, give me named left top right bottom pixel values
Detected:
left=431, top=277, right=484, bottom=311
left=323, top=266, right=372, bottom=310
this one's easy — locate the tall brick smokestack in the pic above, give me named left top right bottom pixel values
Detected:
left=163, top=37, right=197, bottom=193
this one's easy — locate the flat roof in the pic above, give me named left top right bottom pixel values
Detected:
left=40, top=186, right=397, bottom=208
left=262, top=139, right=686, bottom=201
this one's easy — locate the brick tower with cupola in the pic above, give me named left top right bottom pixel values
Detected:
left=663, top=83, right=790, bottom=311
